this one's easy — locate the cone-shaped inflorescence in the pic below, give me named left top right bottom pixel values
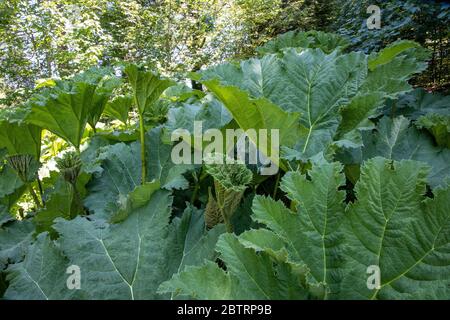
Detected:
left=6, top=154, right=40, bottom=183
left=56, top=151, right=84, bottom=215
left=6, top=154, right=42, bottom=208
left=204, top=153, right=252, bottom=232
left=56, top=151, right=82, bottom=186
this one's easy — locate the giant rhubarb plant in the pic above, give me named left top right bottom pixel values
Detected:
left=124, top=64, right=175, bottom=184
left=161, top=158, right=450, bottom=300
left=25, top=67, right=120, bottom=151
left=198, top=38, right=429, bottom=161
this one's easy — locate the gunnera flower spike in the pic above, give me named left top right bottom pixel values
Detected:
left=56, top=151, right=82, bottom=185
left=56, top=151, right=84, bottom=216
left=204, top=153, right=253, bottom=232
left=6, top=154, right=42, bottom=208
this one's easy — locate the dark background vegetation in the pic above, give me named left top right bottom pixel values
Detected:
left=1, top=0, right=449, bottom=107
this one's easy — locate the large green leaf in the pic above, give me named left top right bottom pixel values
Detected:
left=109, top=181, right=161, bottom=223
left=163, top=83, right=205, bottom=103
left=104, top=95, right=133, bottom=124
left=72, top=67, right=122, bottom=129
left=0, top=164, right=24, bottom=200
left=162, top=158, right=450, bottom=300
left=361, top=116, right=450, bottom=188
left=26, top=82, right=97, bottom=149
left=159, top=233, right=309, bottom=300
left=4, top=233, right=79, bottom=300
left=79, top=135, right=112, bottom=174
left=124, top=64, right=175, bottom=116
left=0, top=220, right=34, bottom=270
left=25, top=68, right=119, bottom=149
left=34, top=179, right=84, bottom=235
left=389, top=88, right=450, bottom=120
left=335, top=92, right=384, bottom=145
left=250, top=162, right=346, bottom=296
left=146, top=127, right=194, bottom=190
left=85, top=130, right=194, bottom=219
left=84, top=142, right=141, bottom=219
left=361, top=42, right=429, bottom=98
left=164, top=94, right=232, bottom=136
left=368, top=40, right=422, bottom=71
left=165, top=205, right=225, bottom=287
left=335, top=41, right=430, bottom=149
left=0, top=119, right=42, bottom=158
left=201, top=49, right=367, bottom=158
left=416, top=114, right=450, bottom=148
left=199, top=80, right=302, bottom=165
left=0, top=186, right=27, bottom=211
left=202, top=42, right=427, bottom=160
left=257, top=30, right=349, bottom=56
left=159, top=261, right=234, bottom=299
left=388, top=88, right=450, bottom=148
left=257, top=30, right=312, bottom=56
left=51, top=191, right=222, bottom=299
left=341, top=158, right=450, bottom=299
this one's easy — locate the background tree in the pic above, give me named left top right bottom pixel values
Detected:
left=334, top=0, right=450, bottom=90
left=1, top=0, right=448, bottom=108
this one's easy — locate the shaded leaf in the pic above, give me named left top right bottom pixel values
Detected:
left=52, top=191, right=222, bottom=299
left=147, top=126, right=194, bottom=190
left=0, top=220, right=34, bottom=269
left=361, top=117, right=450, bottom=188
left=341, top=158, right=450, bottom=299
left=4, top=233, right=80, bottom=299
left=84, top=142, right=141, bottom=219
left=104, top=95, right=133, bottom=124
left=160, top=233, right=309, bottom=300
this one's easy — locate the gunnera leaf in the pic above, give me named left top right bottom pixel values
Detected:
left=201, top=41, right=428, bottom=160
left=6, top=191, right=224, bottom=299
left=159, top=233, right=310, bottom=300
left=0, top=220, right=35, bottom=270
left=361, top=116, right=450, bottom=188
left=4, top=233, right=81, bottom=300
left=162, top=158, right=450, bottom=300
left=341, top=158, right=450, bottom=299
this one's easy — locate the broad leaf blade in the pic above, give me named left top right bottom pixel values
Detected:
left=53, top=191, right=222, bottom=300
left=104, top=95, right=133, bottom=124
left=84, top=142, right=141, bottom=219
left=146, top=127, right=194, bottom=190
left=0, top=119, right=41, bottom=158
left=0, top=220, right=35, bottom=269
left=341, top=158, right=450, bottom=299
left=4, top=233, right=78, bottom=300
left=361, top=116, right=450, bottom=188
left=160, top=233, right=309, bottom=300
left=26, top=82, right=96, bottom=148
left=248, top=162, right=346, bottom=296
left=124, top=64, right=175, bottom=115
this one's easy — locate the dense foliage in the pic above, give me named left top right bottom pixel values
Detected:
left=0, top=26, right=449, bottom=300
left=335, top=0, right=450, bottom=89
